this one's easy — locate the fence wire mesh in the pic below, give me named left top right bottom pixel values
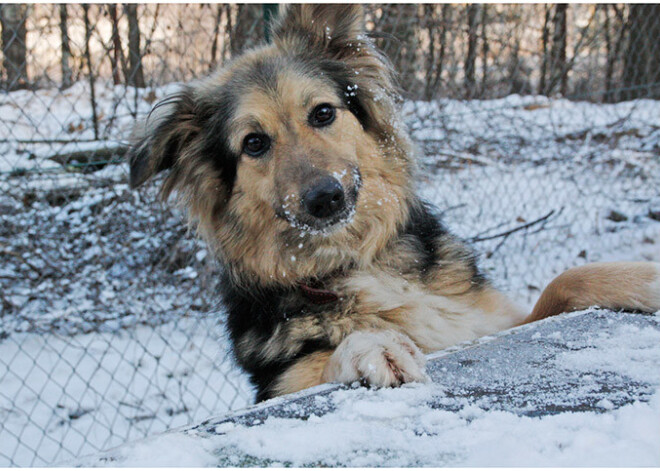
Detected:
left=1, top=3, right=659, bottom=467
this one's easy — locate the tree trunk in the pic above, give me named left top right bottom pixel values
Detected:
left=480, top=5, right=489, bottom=97
left=606, top=5, right=627, bottom=103
left=539, top=4, right=551, bottom=95
left=230, top=4, right=262, bottom=56
left=59, top=5, right=72, bottom=89
left=508, top=7, right=525, bottom=95
left=82, top=4, right=99, bottom=140
left=423, top=5, right=434, bottom=100
left=222, top=5, right=233, bottom=62
left=125, top=3, right=145, bottom=88
left=375, top=4, right=419, bottom=95
left=1, top=3, right=29, bottom=90
left=548, top=4, right=568, bottom=96
left=622, top=4, right=660, bottom=100
left=108, top=4, right=125, bottom=85
left=603, top=5, right=613, bottom=102
left=209, top=4, right=223, bottom=71
left=432, top=5, right=450, bottom=96
left=464, top=4, right=479, bottom=98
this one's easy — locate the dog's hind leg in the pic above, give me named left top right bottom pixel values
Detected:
left=522, top=261, right=660, bottom=324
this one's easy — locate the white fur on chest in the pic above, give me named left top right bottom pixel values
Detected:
left=344, top=271, right=524, bottom=353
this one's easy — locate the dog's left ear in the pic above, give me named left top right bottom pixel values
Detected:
left=128, top=89, right=198, bottom=189
left=272, top=4, right=366, bottom=61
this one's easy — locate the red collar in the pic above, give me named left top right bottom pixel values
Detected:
left=298, top=283, right=339, bottom=305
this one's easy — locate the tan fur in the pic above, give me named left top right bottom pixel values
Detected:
left=524, top=262, right=660, bottom=324
left=212, top=76, right=410, bottom=286
left=342, top=270, right=525, bottom=353
left=243, top=260, right=660, bottom=396
left=272, top=350, right=333, bottom=397
left=157, top=53, right=413, bottom=290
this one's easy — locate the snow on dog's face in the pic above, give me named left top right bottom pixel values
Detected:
left=128, top=5, right=415, bottom=287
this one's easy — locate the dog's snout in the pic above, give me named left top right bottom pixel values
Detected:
left=303, top=176, right=346, bottom=219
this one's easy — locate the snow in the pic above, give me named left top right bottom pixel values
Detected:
left=203, top=393, right=660, bottom=467
left=0, top=318, right=251, bottom=466
left=554, top=323, right=660, bottom=383
left=76, top=310, right=660, bottom=467
left=1, top=80, right=660, bottom=465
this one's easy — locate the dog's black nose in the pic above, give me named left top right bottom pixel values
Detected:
left=303, top=176, right=346, bottom=219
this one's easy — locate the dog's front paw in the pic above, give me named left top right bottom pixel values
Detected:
left=321, top=330, right=428, bottom=388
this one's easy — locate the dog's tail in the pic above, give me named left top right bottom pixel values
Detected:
left=522, top=262, right=660, bottom=324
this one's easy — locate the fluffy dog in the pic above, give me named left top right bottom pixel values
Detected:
left=128, top=5, right=660, bottom=402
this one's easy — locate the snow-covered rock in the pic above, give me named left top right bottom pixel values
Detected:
left=74, top=309, right=660, bottom=467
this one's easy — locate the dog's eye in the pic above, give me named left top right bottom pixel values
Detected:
left=242, top=133, right=270, bottom=157
left=309, top=104, right=336, bottom=127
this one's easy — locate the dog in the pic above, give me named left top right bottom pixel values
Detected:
left=128, top=5, right=660, bottom=402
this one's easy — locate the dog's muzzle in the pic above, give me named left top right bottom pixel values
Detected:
left=302, top=176, right=346, bottom=220
left=276, top=168, right=360, bottom=234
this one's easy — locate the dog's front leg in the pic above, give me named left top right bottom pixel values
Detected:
left=270, top=330, right=428, bottom=399
left=321, top=330, right=429, bottom=388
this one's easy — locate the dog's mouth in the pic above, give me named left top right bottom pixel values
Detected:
left=276, top=168, right=361, bottom=236
left=280, top=203, right=357, bottom=235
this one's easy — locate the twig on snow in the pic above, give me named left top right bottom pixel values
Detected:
left=471, top=208, right=561, bottom=243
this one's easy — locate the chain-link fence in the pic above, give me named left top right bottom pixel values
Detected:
left=1, top=3, right=659, bottom=467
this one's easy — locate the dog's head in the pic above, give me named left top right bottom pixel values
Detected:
left=129, top=5, right=415, bottom=286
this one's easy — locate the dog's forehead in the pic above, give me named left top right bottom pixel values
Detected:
left=237, top=71, right=338, bottom=121
left=207, top=54, right=341, bottom=138
left=207, top=53, right=339, bottom=109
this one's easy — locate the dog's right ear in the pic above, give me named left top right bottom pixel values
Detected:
left=271, top=4, right=365, bottom=60
left=128, top=89, right=198, bottom=189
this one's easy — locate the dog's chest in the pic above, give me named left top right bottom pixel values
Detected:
left=338, top=271, right=512, bottom=353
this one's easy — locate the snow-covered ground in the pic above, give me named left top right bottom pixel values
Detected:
left=77, top=310, right=660, bottom=467
left=1, top=80, right=659, bottom=466
left=0, top=318, right=252, bottom=466
left=105, top=394, right=660, bottom=467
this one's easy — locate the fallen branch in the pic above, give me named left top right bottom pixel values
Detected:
left=48, top=145, right=128, bottom=166
left=471, top=208, right=560, bottom=243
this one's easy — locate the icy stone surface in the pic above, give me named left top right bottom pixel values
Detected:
left=74, top=309, right=660, bottom=467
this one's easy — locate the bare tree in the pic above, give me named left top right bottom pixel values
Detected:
left=507, top=6, right=529, bottom=95
left=230, top=4, right=262, bottom=56
left=549, top=4, right=568, bottom=96
left=423, top=5, right=450, bottom=101
left=539, top=4, right=551, bottom=95
left=0, top=4, right=654, bottom=102
left=622, top=4, right=660, bottom=100
left=59, top=5, right=72, bottom=89
left=1, top=4, right=29, bottom=90
left=209, top=4, right=224, bottom=71
left=222, top=5, right=233, bottom=62
left=480, top=5, right=489, bottom=95
left=125, top=4, right=145, bottom=88
left=434, top=5, right=451, bottom=98
left=539, top=4, right=569, bottom=96
left=374, top=4, right=419, bottom=95
left=108, top=4, right=126, bottom=85
left=82, top=4, right=99, bottom=139
left=464, top=4, right=479, bottom=98
left=602, top=5, right=626, bottom=103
